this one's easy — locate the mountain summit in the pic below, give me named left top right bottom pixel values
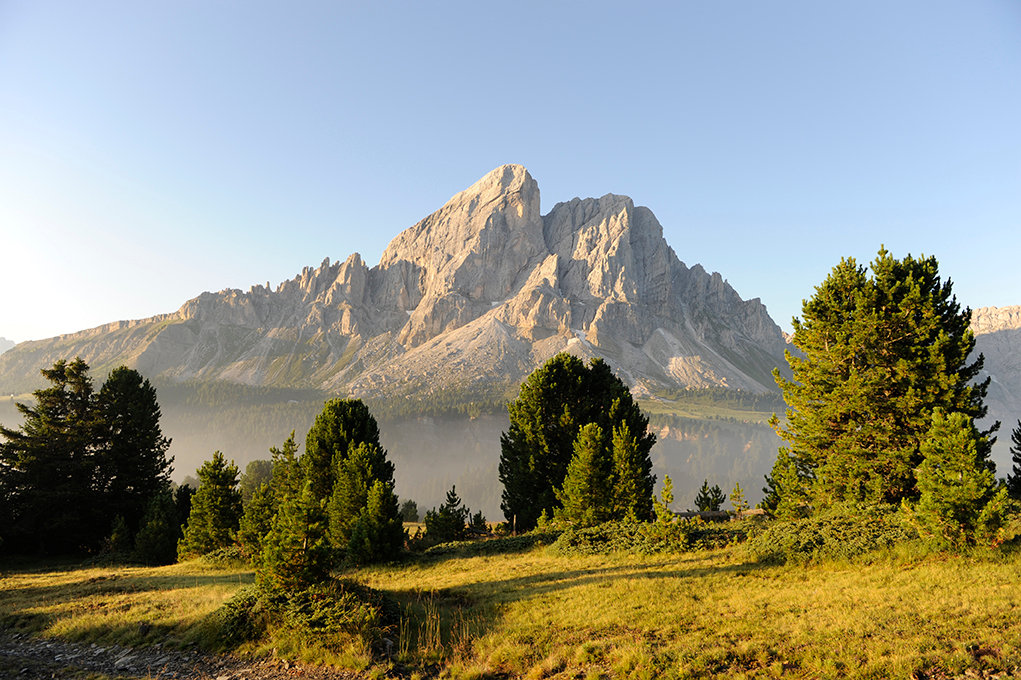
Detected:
left=0, top=165, right=789, bottom=398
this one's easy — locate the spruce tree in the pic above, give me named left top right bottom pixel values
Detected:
left=424, top=485, right=469, bottom=543
left=236, top=483, right=277, bottom=562
left=303, top=399, right=386, bottom=503
left=1006, top=420, right=1021, bottom=501
left=730, top=482, right=748, bottom=514
left=773, top=248, right=995, bottom=509
left=555, top=424, right=613, bottom=526
left=177, top=452, right=242, bottom=559
left=95, top=366, right=172, bottom=538
left=269, top=431, right=301, bottom=505
left=694, top=479, right=726, bottom=512
left=133, top=489, right=180, bottom=565
left=912, top=410, right=1006, bottom=547
left=346, top=480, right=404, bottom=564
left=653, top=475, right=676, bottom=525
left=611, top=422, right=655, bottom=521
left=499, top=354, right=655, bottom=530
left=259, top=480, right=332, bottom=591
left=327, top=441, right=391, bottom=549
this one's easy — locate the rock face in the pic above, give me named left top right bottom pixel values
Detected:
left=0, top=165, right=789, bottom=398
left=972, top=306, right=1021, bottom=465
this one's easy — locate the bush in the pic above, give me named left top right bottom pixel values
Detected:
left=548, top=518, right=748, bottom=556
left=746, top=505, right=917, bottom=564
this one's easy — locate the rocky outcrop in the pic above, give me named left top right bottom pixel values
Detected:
left=0, top=165, right=790, bottom=398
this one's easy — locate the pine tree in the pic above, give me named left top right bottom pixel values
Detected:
left=499, top=354, right=655, bottom=530
left=327, top=441, right=392, bottom=549
left=773, top=248, right=995, bottom=509
left=694, top=479, right=726, bottom=512
left=303, top=399, right=386, bottom=503
left=345, top=480, right=404, bottom=565
left=653, top=475, right=676, bottom=525
left=424, top=485, right=470, bottom=543
left=730, top=482, right=748, bottom=514
left=236, top=483, right=277, bottom=562
left=95, top=366, right=172, bottom=539
left=611, top=422, right=655, bottom=521
left=911, top=410, right=1006, bottom=547
left=555, top=424, right=612, bottom=526
left=133, top=489, right=180, bottom=565
left=177, top=452, right=242, bottom=559
left=0, top=358, right=100, bottom=553
left=259, top=480, right=332, bottom=591
left=399, top=500, right=420, bottom=522
left=1006, top=420, right=1021, bottom=501
left=239, top=459, right=273, bottom=504
left=269, top=431, right=301, bottom=505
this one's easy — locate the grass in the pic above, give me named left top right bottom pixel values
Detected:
left=3, top=544, right=1021, bottom=679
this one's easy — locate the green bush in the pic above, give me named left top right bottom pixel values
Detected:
left=747, top=505, right=918, bottom=564
left=548, top=518, right=748, bottom=556
left=200, top=545, right=249, bottom=567
left=216, top=585, right=267, bottom=646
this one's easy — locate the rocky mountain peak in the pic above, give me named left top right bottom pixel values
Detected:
left=972, top=306, right=1021, bottom=335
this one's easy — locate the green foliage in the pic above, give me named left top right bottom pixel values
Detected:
left=549, top=517, right=746, bottom=556
left=236, top=483, right=276, bottom=563
left=746, top=505, right=918, bottom=564
left=239, top=459, right=273, bottom=503
left=269, top=431, right=301, bottom=504
left=772, top=249, right=995, bottom=510
left=611, top=422, right=654, bottom=520
left=499, top=353, right=656, bottom=530
left=425, top=486, right=469, bottom=543
left=556, top=423, right=613, bottom=526
left=907, top=410, right=1006, bottom=548
left=0, top=359, right=172, bottom=554
left=653, top=475, right=675, bottom=525
left=1007, top=420, right=1021, bottom=501
left=327, top=441, right=391, bottom=549
left=177, top=451, right=242, bottom=559
left=345, top=480, right=405, bottom=565
left=399, top=499, right=419, bottom=522
left=259, top=481, right=333, bottom=591
left=133, top=489, right=180, bottom=565
left=730, top=482, right=748, bottom=513
left=303, top=398, right=387, bottom=503
left=694, top=479, right=727, bottom=512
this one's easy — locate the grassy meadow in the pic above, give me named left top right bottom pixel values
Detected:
left=3, top=541, right=1021, bottom=679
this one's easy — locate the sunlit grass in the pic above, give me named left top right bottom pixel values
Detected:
left=4, top=545, right=1021, bottom=678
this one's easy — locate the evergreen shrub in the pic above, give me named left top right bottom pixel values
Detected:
left=747, top=504, right=917, bottom=564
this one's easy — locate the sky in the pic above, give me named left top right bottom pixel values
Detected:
left=1, top=1, right=1019, bottom=343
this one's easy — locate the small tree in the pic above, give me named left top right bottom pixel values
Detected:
left=239, top=459, right=273, bottom=504
left=134, top=489, right=180, bottom=565
left=556, top=423, right=613, bottom=526
left=653, top=475, right=676, bottom=525
left=328, top=441, right=391, bottom=550
left=911, top=410, right=1006, bottom=548
left=425, top=486, right=469, bottom=543
left=1006, top=420, right=1021, bottom=501
left=694, top=479, right=726, bottom=512
left=399, top=499, right=420, bottom=522
left=178, top=452, right=242, bottom=559
left=611, top=422, right=655, bottom=521
left=236, top=483, right=276, bottom=562
left=730, top=482, right=749, bottom=514
left=259, top=480, right=332, bottom=591
left=346, top=480, right=404, bottom=565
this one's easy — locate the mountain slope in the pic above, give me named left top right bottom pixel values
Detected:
left=0, top=165, right=789, bottom=399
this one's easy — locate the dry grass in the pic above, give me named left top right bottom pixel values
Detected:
left=4, top=545, right=1021, bottom=678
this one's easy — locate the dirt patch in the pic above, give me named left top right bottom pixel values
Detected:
left=0, top=632, right=363, bottom=679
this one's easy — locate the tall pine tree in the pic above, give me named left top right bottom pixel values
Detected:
left=772, top=248, right=995, bottom=509
left=178, top=452, right=242, bottom=559
left=556, top=424, right=613, bottom=527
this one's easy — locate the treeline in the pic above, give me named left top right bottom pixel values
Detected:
left=649, top=385, right=785, bottom=413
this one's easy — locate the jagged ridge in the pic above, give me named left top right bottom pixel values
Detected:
left=0, top=165, right=790, bottom=398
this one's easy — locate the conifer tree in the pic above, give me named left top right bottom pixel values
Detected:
left=611, top=422, right=655, bottom=521
left=178, top=452, right=242, bottom=559
left=424, top=485, right=469, bottom=543
left=236, top=483, right=276, bottom=562
left=1006, top=420, right=1021, bottom=501
left=259, top=480, right=332, bottom=591
left=133, top=489, right=180, bottom=565
left=730, top=482, right=748, bottom=514
left=694, top=479, right=726, bottom=512
left=773, top=248, right=995, bottom=509
left=346, top=480, right=404, bottom=564
left=653, top=475, right=676, bottom=525
left=303, top=399, right=386, bottom=503
left=556, top=424, right=613, bottom=526
left=499, top=354, right=655, bottom=530
left=911, top=410, right=1006, bottom=547
left=269, top=431, right=301, bottom=504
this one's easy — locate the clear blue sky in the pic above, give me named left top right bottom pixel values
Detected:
left=2, top=1, right=1019, bottom=342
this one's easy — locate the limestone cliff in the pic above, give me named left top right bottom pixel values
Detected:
left=0, top=165, right=790, bottom=398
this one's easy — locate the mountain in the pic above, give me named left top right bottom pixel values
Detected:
left=0, top=165, right=789, bottom=400
left=973, top=306, right=1021, bottom=466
